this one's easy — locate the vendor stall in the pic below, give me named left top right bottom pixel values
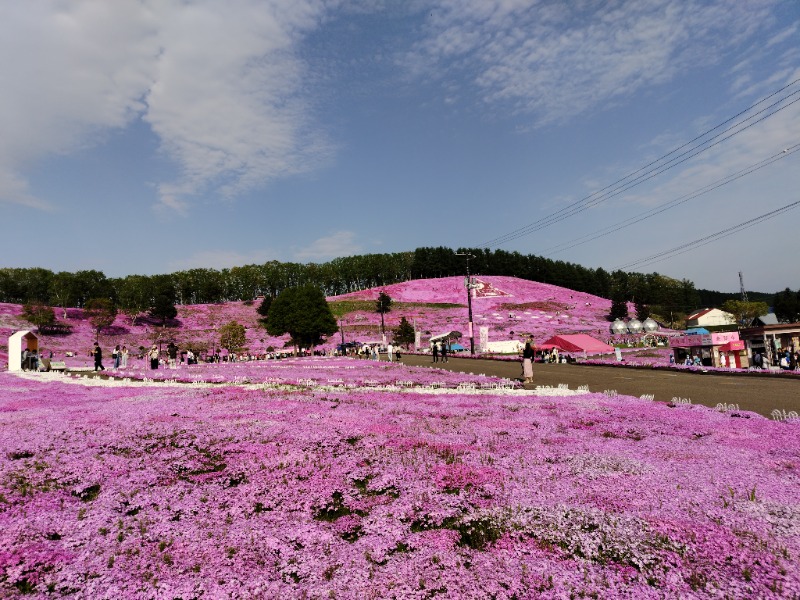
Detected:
left=669, top=331, right=748, bottom=368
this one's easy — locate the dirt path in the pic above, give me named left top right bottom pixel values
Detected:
left=399, top=354, right=799, bottom=418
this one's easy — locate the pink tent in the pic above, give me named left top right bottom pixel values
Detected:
left=540, top=334, right=614, bottom=355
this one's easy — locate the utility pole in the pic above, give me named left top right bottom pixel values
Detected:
left=739, top=271, right=748, bottom=302
left=455, top=252, right=477, bottom=354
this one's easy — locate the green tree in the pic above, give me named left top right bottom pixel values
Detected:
left=773, top=288, right=799, bottom=323
left=256, top=295, right=273, bottom=321
left=84, top=298, right=118, bottom=342
left=21, top=302, right=56, bottom=331
left=150, top=293, right=178, bottom=325
left=635, top=299, right=650, bottom=321
left=219, top=321, right=247, bottom=354
left=722, top=300, right=769, bottom=326
left=73, top=270, right=112, bottom=307
left=609, top=287, right=628, bottom=321
left=393, top=316, right=415, bottom=349
left=48, top=272, right=77, bottom=318
left=376, top=291, right=392, bottom=336
left=266, top=285, right=337, bottom=350
left=149, top=277, right=178, bottom=326
left=117, top=275, right=153, bottom=325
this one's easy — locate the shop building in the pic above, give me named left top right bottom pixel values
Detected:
left=669, top=331, right=748, bottom=368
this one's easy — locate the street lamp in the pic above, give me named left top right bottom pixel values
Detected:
left=455, top=252, right=477, bottom=354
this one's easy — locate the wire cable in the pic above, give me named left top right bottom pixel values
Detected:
left=543, top=143, right=800, bottom=256
left=614, top=199, right=800, bottom=271
left=478, top=77, right=800, bottom=248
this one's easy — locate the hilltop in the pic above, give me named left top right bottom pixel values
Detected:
left=2, top=276, right=624, bottom=367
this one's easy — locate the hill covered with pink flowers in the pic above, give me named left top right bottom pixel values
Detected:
left=2, top=276, right=626, bottom=368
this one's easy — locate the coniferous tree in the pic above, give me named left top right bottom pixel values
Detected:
left=773, top=288, right=799, bottom=323
left=256, top=295, right=273, bottom=321
left=609, top=287, right=629, bottom=321
left=376, top=291, right=392, bottom=336
left=393, top=316, right=415, bottom=349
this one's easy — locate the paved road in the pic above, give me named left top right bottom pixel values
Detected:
left=399, top=354, right=799, bottom=418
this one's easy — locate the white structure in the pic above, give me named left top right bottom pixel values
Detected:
left=627, top=319, right=643, bottom=333
left=483, top=340, right=523, bottom=354
left=685, top=308, right=735, bottom=328
left=611, top=319, right=628, bottom=334
left=8, top=330, right=39, bottom=372
left=642, top=318, right=659, bottom=332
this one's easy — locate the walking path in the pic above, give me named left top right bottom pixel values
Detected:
left=400, top=354, right=799, bottom=418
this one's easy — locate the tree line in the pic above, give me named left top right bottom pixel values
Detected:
left=1, top=247, right=790, bottom=322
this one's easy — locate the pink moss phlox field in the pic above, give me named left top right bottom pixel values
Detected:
left=103, top=357, right=519, bottom=389
left=332, top=276, right=624, bottom=343
left=1, top=360, right=799, bottom=598
left=1, top=276, right=651, bottom=371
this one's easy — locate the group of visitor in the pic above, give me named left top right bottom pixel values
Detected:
left=19, top=348, right=53, bottom=371
left=431, top=341, right=450, bottom=363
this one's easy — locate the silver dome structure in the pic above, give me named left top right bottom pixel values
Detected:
left=642, top=317, right=659, bottom=332
left=611, top=319, right=628, bottom=334
left=627, top=319, right=643, bottom=333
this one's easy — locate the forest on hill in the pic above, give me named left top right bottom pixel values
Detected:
left=0, top=246, right=781, bottom=323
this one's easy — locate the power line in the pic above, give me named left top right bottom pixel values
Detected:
left=543, top=143, right=800, bottom=256
left=483, top=91, right=800, bottom=247
left=479, top=77, right=800, bottom=248
left=614, top=199, right=800, bottom=271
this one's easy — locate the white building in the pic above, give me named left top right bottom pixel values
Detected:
left=685, top=308, right=735, bottom=328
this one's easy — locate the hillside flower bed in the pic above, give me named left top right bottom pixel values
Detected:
left=1, top=361, right=799, bottom=598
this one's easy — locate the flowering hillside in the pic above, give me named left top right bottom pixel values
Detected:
left=330, top=276, right=620, bottom=344
left=1, top=358, right=798, bottom=598
left=2, top=277, right=628, bottom=368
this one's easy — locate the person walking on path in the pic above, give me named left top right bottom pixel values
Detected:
left=521, top=337, right=535, bottom=384
left=93, top=342, right=105, bottom=371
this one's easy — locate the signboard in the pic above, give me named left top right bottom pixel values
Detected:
left=669, top=332, right=740, bottom=348
left=414, top=331, right=421, bottom=351
left=471, top=278, right=512, bottom=298
left=479, top=326, right=489, bottom=352
left=615, top=347, right=623, bottom=362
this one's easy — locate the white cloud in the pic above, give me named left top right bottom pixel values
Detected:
left=0, top=1, right=158, bottom=207
left=405, top=0, right=782, bottom=125
left=293, top=230, right=363, bottom=261
left=0, top=0, right=332, bottom=211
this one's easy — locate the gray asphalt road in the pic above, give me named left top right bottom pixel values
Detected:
left=399, top=354, right=799, bottom=418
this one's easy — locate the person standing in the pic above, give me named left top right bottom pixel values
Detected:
left=112, top=345, right=121, bottom=369
left=387, top=343, right=394, bottom=362
left=148, top=344, right=159, bottom=370
left=432, top=341, right=439, bottom=363
left=441, top=341, right=448, bottom=363
left=93, top=342, right=105, bottom=371
left=167, top=342, right=178, bottom=369
left=121, top=345, right=129, bottom=368
left=521, top=337, right=535, bottom=384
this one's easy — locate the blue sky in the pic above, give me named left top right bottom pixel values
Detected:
left=1, top=0, right=798, bottom=293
